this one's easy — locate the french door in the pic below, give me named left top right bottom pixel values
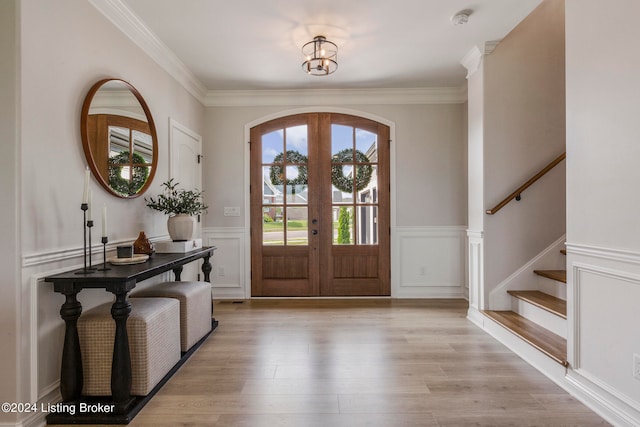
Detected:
left=250, top=113, right=389, bottom=296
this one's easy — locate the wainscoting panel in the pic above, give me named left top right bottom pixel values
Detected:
left=565, top=243, right=640, bottom=426
left=202, top=227, right=247, bottom=299
left=467, top=230, right=483, bottom=310
left=393, top=226, right=467, bottom=298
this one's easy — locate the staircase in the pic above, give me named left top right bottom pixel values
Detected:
left=482, top=250, right=568, bottom=366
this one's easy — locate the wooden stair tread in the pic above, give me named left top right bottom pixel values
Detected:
left=482, top=310, right=568, bottom=366
left=533, top=269, right=566, bottom=283
left=507, top=290, right=567, bottom=318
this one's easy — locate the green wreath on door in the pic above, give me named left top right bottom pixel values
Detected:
left=268, top=149, right=373, bottom=193
left=330, top=149, right=373, bottom=193
left=108, top=151, right=149, bottom=196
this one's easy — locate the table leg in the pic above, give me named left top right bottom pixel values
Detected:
left=173, top=265, right=183, bottom=281
left=202, top=254, right=212, bottom=282
left=59, top=291, right=83, bottom=402
left=110, top=291, right=132, bottom=410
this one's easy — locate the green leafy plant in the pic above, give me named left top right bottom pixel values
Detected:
left=337, top=207, right=351, bottom=244
left=145, top=179, right=208, bottom=216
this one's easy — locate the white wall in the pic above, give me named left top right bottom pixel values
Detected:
left=566, top=0, right=640, bottom=423
left=0, top=0, right=20, bottom=424
left=16, top=0, right=205, bottom=423
left=202, top=103, right=468, bottom=298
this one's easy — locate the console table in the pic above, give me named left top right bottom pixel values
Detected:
left=44, top=246, right=217, bottom=424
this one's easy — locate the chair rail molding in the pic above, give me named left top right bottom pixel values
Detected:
left=22, top=235, right=171, bottom=268
left=566, top=243, right=640, bottom=265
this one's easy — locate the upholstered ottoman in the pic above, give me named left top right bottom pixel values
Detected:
left=78, top=297, right=181, bottom=396
left=131, top=281, right=212, bottom=352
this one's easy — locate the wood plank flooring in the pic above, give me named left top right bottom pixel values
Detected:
left=94, top=299, right=607, bottom=426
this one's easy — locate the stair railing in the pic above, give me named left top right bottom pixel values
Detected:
left=486, top=152, right=566, bottom=215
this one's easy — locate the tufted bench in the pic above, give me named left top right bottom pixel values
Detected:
left=131, top=281, right=212, bottom=352
left=78, top=297, right=181, bottom=396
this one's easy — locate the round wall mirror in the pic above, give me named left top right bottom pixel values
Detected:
left=81, top=79, right=158, bottom=198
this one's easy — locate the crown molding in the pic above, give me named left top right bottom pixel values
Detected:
left=460, top=40, right=502, bottom=79
left=460, top=46, right=484, bottom=79
left=203, top=86, right=467, bottom=107
left=89, top=0, right=207, bottom=103
left=484, top=40, right=501, bottom=55
left=89, top=0, right=468, bottom=108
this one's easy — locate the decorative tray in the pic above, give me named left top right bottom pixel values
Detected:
left=108, top=254, right=149, bottom=265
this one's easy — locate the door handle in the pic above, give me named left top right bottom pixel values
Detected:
left=312, top=229, right=318, bottom=235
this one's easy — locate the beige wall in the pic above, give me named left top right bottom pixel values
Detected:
left=0, top=0, right=19, bottom=423
left=17, top=0, right=205, bottom=419
left=566, top=0, right=640, bottom=249
left=566, top=0, right=640, bottom=419
left=21, top=0, right=205, bottom=255
left=482, top=0, right=566, bottom=297
left=203, top=103, right=467, bottom=228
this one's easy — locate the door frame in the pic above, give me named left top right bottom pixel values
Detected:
left=169, top=117, right=203, bottom=282
left=243, top=107, right=397, bottom=299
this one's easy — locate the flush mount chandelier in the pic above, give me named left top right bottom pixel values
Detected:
left=302, top=35, right=338, bottom=76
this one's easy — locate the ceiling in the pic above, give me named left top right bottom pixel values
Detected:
left=121, top=0, right=542, bottom=91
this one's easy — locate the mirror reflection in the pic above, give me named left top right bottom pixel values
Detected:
left=81, top=79, right=158, bottom=198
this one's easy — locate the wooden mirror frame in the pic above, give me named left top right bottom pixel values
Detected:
left=81, top=78, right=158, bottom=198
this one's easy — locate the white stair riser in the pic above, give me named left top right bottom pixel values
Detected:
left=511, top=298, right=567, bottom=339
left=538, top=278, right=566, bottom=300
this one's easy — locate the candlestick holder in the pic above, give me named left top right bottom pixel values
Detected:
left=98, top=236, right=111, bottom=271
left=76, top=203, right=94, bottom=275
left=86, top=220, right=96, bottom=271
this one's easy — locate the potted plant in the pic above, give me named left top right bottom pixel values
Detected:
left=145, top=179, right=208, bottom=241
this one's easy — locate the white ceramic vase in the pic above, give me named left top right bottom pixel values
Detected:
left=167, top=214, right=195, bottom=241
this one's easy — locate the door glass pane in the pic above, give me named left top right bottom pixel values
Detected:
left=357, top=206, right=378, bottom=245
left=332, top=206, right=354, bottom=245
left=263, top=206, right=284, bottom=245
left=285, top=125, right=308, bottom=157
left=331, top=124, right=353, bottom=157
left=108, top=126, right=130, bottom=155
left=356, top=129, right=377, bottom=160
left=132, top=130, right=153, bottom=164
left=332, top=164, right=354, bottom=203
left=356, top=165, right=377, bottom=204
left=263, top=166, right=284, bottom=204
left=286, top=207, right=308, bottom=245
left=286, top=184, right=308, bottom=204
left=262, top=130, right=284, bottom=163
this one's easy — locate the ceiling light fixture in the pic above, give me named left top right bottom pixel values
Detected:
left=302, top=35, right=338, bottom=76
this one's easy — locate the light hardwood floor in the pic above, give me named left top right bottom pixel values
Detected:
left=127, top=299, right=608, bottom=426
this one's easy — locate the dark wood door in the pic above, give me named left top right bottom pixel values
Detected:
left=250, top=113, right=389, bottom=296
